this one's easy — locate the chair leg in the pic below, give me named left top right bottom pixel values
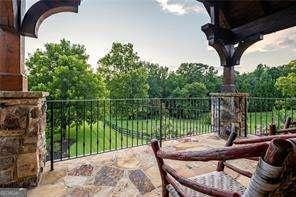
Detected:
left=217, top=126, right=238, bottom=171
left=151, top=139, right=169, bottom=197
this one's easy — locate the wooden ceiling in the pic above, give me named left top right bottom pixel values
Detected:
left=199, top=0, right=296, bottom=41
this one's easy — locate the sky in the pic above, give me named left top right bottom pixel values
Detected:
left=25, top=0, right=296, bottom=74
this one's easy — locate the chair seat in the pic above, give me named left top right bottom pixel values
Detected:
left=167, top=171, right=246, bottom=197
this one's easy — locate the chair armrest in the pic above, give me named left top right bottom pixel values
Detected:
left=157, top=142, right=268, bottom=161
left=234, top=134, right=296, bottom=145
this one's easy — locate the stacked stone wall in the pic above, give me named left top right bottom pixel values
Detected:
left=211, top=93, right=248, bottom=139
left=0, top=91, right=48, bottom=187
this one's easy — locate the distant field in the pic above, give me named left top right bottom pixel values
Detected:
left=47, top=109, right=294, bottom=158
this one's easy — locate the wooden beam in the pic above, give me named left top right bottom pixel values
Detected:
left=21, top=0, right=81, bottom=38
left=232, top=5, right=296, bottom=40
left=202, top=23, right=237, bottom=44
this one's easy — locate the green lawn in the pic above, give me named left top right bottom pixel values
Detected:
left=48, top=114, right=212, bottom=158
left=247, top=110, right=294, bottom=134
left=109, top=113, right=212, bottom=136
left=50, top=121, right=139, bottom=158
left=48, top=110, right=293, bottom=158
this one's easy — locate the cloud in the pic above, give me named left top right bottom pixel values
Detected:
left=246, top=27, right=296, bottom=53
left=155, top=0, right=205, bottom=15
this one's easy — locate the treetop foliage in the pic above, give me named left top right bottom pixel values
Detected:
left=27, top=40, right=295, bottom=99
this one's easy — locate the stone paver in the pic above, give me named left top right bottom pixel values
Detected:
left=68, top=164, right=94, bottom=176
left=28, top=134, right=257, bottom=197
left=128, top=169, right=155, bottom=194
left=64, top=176, right=88, bottom=188
left=94, top=166, right=124, bottom=187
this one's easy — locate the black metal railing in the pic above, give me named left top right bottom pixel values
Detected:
left=46, top=98, right=211, bottom=169
left=247, top=97, right=296, bottom=135
left=46, top=97, right=295, bottom=170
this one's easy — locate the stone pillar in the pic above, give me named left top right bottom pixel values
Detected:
left=211, top=93, right=248, bottom=139
left=0, top=91, right=48, bottom=187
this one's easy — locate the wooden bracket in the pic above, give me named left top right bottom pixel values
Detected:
left=21, top=0, right=81, bottom=38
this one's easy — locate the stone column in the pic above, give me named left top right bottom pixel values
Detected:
left=211, top=93, right=248, bottom=139
left=0, top=91, right=48, bottom=187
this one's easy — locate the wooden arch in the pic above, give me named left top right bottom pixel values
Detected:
left=21, top=0, right=81, bottom=38
left=0, top=0, right=82, bottom=91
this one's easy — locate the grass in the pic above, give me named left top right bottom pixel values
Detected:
left=50, top=121, right=139, bottom=158
left=109, top=113, right=212, bottom=135
left=247, top=110, right=295, bottom=134
left=48, top=109, right=294, bottom=158
left=48, top=114, right=212, bottom=158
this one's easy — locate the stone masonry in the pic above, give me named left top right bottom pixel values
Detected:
left=0, top=91, right=48, bottom=187
left=211, top=93, right=248, bottom=139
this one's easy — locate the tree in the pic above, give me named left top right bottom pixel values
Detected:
left=176, top=63, right=221, bottom=93
left=98, top=42, right=141, bottom=80
left=27, top=39, right=107, bottom=100
left=276, top=73, right=296, bottom=97
left=98, top=42, right=149, bottom=99
left=26, top=40, right=108, bottom=147
left=236, top=64, right=283, bottom=98
left=98, top=42, right=149, bottom=118
left=171, top=82, right=208, bottom=98
left=145, top=62, right=169, bottom=98
left=275, top=60, right=296, bottom=97
left=109, top=68, right=149, bottom=99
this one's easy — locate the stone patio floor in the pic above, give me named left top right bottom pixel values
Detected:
left=28, top=133, right=257, bottom=197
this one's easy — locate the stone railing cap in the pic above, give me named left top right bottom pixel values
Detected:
left=0, top=91, right=49, bottom=99
left=210, top=93, right=249, bottom=97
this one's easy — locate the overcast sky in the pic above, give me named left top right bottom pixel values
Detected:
left=25, top=0, right=296, bottom=73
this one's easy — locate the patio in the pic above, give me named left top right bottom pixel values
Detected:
left=0, top=1, right=295, bottom=196
left=28, top=133, right=257, bottom=197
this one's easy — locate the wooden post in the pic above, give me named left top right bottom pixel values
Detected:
left=0, top=0, right=27, bottom=91
left=269, top=124, right=277, bottom=136
left=151, top=139, right=169, bottom=197
left=0, top=31, right=27, bottom=91
left=284, top=117, right=292, bottom=129
left=221, top=66, right=235, bottom=92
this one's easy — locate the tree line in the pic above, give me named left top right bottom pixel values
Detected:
left=26, top=39, right=296, bottom=100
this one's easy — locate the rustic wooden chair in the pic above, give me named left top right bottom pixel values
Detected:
left=151, top=133, right=293, bottom=197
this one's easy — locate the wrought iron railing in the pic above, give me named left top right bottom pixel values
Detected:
left=46, top=98, right=211, bottom=169
left=247, top=97, right=296, bottom=135
left=46, top=97, right=295, bottom=170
